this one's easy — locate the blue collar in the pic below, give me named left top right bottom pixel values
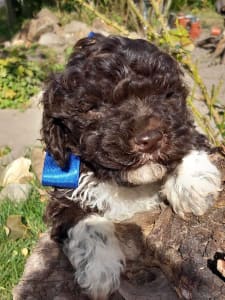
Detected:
left=42, top=152, right=80, bottom=188
left=88, top=31, right=95, bottom=38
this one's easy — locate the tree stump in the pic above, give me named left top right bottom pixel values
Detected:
left=14, top=154, right=225, bottom=300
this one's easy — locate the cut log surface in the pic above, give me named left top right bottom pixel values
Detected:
left=144, top=196, right=225, bottom=299
left=14, top=154, right=225, bottom=300
left=141, top=154, right=225, bottom=299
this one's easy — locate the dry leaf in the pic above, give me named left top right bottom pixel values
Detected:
left=6, top=215, right=29, bottom=239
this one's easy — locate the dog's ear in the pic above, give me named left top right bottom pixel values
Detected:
left=42, top=115, right=69, bottom=168
left=41, top=79, right=70, bottom=168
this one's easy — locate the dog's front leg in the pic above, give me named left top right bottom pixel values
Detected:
left=162, top=150, right=221, bottom=217
left=64, top=215, right=125, bottom=300
left=45, top=198, right=125, bottom=300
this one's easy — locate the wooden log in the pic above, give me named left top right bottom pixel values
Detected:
left=143, top=194, right=225, bottom=299
left=14, top=154, right=225, bottom=300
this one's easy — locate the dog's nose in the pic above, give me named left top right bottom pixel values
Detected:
left=134, top=130, right=163, bottom=152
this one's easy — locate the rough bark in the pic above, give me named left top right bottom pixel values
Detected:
left=143, top=194, right=225, bottom=299
left=141, top=154, right=225, bottom=299
left=14, top=154, right=225, bottom=300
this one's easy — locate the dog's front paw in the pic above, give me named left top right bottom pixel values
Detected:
left=64, top=215, right=125, bottom=300
left=127, top=162, right=167, bottom=185
left=162, top=151, right=221, bottom=217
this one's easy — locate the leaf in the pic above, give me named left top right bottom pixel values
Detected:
left=21, top=248, right=29, bottom=257
left=17, top=65, right=25, bottom=75
left=0, top=68, right=7, bottom=78
left=6, top=215, right=29, bottom=240
left=4, top=89, right=16, bottom=99
left=0, top=146, right=11, bottom=158
left=25, top=69, right=33, bottom=77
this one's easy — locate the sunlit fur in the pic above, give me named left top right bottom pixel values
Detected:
left=42, top=34, right=209, bottom=182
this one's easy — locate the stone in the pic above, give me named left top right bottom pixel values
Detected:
left=28, top=20, right=54, bottom=42
left=38, top=32, right=66, bottom=47
left=63, top=20, right=90, bottom=34
left=27, top=8, right=60, bottom=42
left=0, top=183, right=32, bottom=203
left=37, top=8, right=59, bottom=25
left=0, top=157, right=34, bottom=187
left=63, top=20, right=91, bottom=45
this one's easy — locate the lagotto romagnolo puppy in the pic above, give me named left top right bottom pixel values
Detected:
left=41, top=33, right=221, bottom=299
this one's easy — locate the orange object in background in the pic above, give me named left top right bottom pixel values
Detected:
left=189, top=20, right=201, bottom=39
left=176, top=14, right=201, bottom=40
left=211, top=26, right=222, bottom=36
left=178, top=16, right=189, bottom=27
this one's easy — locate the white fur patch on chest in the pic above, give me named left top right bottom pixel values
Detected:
left=68, top=172, right=161, bottom=221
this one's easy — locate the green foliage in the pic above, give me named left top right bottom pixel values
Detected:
left=171, top=0, right=214, bottom=11
left=0, top=48, right=44, bottom=109
left=0, top=146, right=11, bottom=158
left=58, top=0, right=81, bottom=11
left=0, top=45, right=64, bottom=109
left=0, top=188, right=46, bottom=300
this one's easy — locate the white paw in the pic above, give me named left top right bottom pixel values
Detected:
left=64, top=215, right=125, bottom=299
left=162, top=151, right=221, bottom=217
left=127, top=162, right=167, bottom=185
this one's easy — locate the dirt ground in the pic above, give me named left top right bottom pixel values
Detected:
left=191, top=9, right=225, bottom=106
left=192, top=45, right=225, bottom=106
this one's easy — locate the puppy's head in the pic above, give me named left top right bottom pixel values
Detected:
left=42, top=34, right=207, bottom=184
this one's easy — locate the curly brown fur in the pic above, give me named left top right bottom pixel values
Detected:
left=43, top=191, right=93, bottom=243
left=42, top=34, right=209, bottom=183
left=39, top=34, right=221, bottom=299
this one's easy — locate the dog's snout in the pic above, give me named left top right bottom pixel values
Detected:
left=134, top=130, right=163, bottom=152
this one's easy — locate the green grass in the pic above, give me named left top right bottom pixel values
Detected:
left=0, top=188, right=46, bottom=300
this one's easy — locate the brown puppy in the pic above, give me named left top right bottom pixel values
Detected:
left=42, top=34, right=221, bottom=299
